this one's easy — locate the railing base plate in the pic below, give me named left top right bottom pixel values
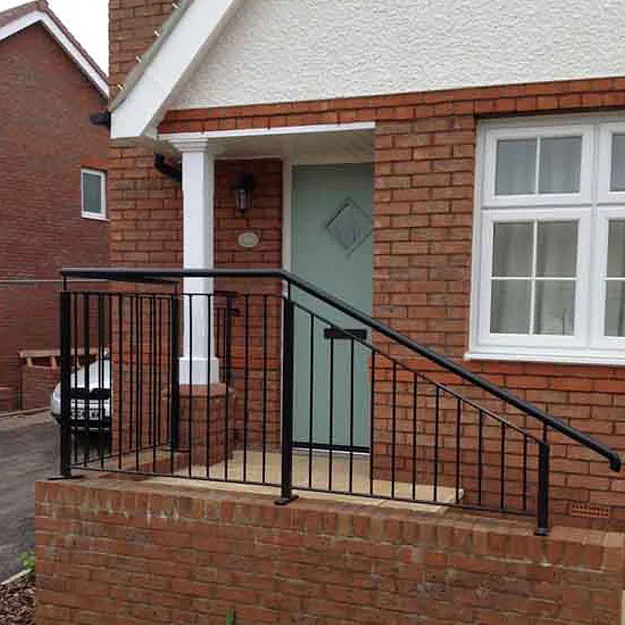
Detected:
left=275, top=494, right=299, bottom=506
left=47, top=474, right=86, bottom=481
left=534, top=527, right=549, bottom=537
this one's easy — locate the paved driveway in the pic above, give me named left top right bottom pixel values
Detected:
left=0, top=412, right=58, bottom=581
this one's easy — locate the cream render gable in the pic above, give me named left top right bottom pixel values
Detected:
left=111, top=0, right=625, bottom=140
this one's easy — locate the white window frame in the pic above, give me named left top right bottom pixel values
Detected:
left=482, top=123, right=594, bottom=207
left=81, top=168, right=107, bottom=220
left=598, top=122, right=625, bottom=203
left=468, top=114, right=625, bottom=366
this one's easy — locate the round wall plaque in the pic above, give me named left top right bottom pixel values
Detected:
left=238, top=231, right=260, bottom=249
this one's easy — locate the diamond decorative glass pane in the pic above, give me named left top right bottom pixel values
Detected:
left=492, top=222, right=533, bottom=277
left=534, top=281, right=575, bottom=336
left=536, top=221, right=578, bottom=277
left=611, top=134, right=625, bottom=192
left=495, top=139, right=537, bottom=195
left=605, top=282, right=625, bottom=337
left=325, top=198, right=372, bottom=253
left=538, top=136, right=582, bottom=194
left=607, top=220, right=625, bottom=278
left=490, top=280, right=531, bottom=334
left=83, top=172, right=102, bottom=215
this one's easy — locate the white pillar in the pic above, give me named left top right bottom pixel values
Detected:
left=178, top=147, right=220, bottom=385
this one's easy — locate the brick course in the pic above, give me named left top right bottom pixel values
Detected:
left=35, top=478, right=625, bottom=624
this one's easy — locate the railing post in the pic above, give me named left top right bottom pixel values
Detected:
left=535, top=442, right=550, bottom=536
left=276, top=294, right=298, bottom=506
left=59, top=290, right=72, bottom=478
left=170, top=293, right=180, bottom=451
left=224, top=294, right=234, bottom=388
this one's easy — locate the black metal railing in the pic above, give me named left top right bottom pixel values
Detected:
left=57, top=268, right=622, bottom=535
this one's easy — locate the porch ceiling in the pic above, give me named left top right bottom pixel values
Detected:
left=162, top=125, right=375, bottom=162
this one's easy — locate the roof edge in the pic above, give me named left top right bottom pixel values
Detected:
left=0, top=2, right=108, bottom=97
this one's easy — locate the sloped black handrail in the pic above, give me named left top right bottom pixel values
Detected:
left=61, top=267, right=622, bottom=473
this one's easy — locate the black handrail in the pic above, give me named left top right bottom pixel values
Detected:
left=60, top=266, right=622, bottom=473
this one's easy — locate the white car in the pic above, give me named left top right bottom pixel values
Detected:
left=51, top=357, right=111, bottom=431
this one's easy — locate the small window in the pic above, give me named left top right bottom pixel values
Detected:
left=81, top=169, right=106, bottom=219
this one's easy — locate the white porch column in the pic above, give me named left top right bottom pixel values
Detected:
left=176, top=142, right=220, bottom=385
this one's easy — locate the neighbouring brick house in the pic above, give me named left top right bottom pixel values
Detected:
left=0, top=0, right=109, bottom=411
left=35, top=1, right=625, bottom=623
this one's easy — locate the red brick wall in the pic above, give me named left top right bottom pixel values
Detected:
left=21, top=365, right=59, bottom=411
left=35, top=478, right=625, bottom=624
left=0, top=24, right=109, bottom=408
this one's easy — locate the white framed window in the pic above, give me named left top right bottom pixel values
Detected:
left=81, top=168, right=106, bottom=220
left=469, top=114, right=625, bottom=365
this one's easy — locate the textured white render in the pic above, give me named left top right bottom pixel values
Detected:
left=170, top=0, right=625, bottom=110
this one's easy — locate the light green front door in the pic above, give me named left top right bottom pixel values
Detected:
left=291, top=163, right=373, bottom=451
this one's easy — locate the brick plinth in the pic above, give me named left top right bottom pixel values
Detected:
left=36, top=478, right=625, bottom=624
left=176, top=384, right=236, bottom=467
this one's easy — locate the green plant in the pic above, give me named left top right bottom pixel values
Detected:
left=19, top=551, right=35, bottom=576
left=226, top=608, right=236, bottom=625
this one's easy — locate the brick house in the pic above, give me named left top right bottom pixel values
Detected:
left=35, top=1, right=625, bottom=622
left=0, top=0, right=109, bottom=411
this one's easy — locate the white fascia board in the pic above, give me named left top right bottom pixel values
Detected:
left=0, top=11, right=109, bottom=97
left=111, top=0, right=244, bottom=141
left=161, top=122, right=377, bottom=151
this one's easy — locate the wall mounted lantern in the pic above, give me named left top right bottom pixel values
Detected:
left=232, top=173, right=257, bottom=215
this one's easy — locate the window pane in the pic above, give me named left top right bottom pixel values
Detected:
left=83, top=172, right=102, bottom=215
left=605, top=282, right=625, bottom=337
left=610, top=134, right=625, bottom=192
left=491, top=281, right=531, bottom=334
left=536, top=221, right=578, bottom=277
left=607, top=220, right=625, bottom=278
left=534, top=281, right=575, bottom=335
left=493, top=222, right=533, bottom=277
left=538, top=136, right=582, bottom=194
left=495, top=139, right=537, bottom=195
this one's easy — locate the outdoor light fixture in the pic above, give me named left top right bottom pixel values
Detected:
left=232, top=173, right=257, bottom=215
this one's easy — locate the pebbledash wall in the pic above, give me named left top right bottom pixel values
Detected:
left=0, top=21, right=109, bottom=410
left=103, top=0, right=625, bottom=530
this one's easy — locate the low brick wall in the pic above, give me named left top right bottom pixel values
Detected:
left=36, top=478, right=625, bottom=624
left=21, top=365, right=57, bottom=410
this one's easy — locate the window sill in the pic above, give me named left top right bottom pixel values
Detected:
left=465, top=348, right=625, bottom=367
left=81, top=212, right=108, bottom=222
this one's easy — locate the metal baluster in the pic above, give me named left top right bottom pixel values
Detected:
left=308, top=313, right=314, bottom=489
left=262, top=295, right=268, bottom=484
left=83, top=294, right=90, bottom=467
left=117, top=294, right=123, bottom=469
left=535, top=443, right=550, bottom=536
left=206, top=293, right=212, bottom=478
left=59, top=291, right=72, bottom=478
left=188, top=294, right=194, bottom=478
left=412, top=372, right=418, bottom=500
left=328, top=335, right=335, bottom=492
left=433, top=386, right=440, bottom=502
left=276, top=294, right=297, bottom=505
left=369, top=351, right=376, bottom=496
left=522, top=435, right=528, bottom=512
left=500, top=423, right=506, bottom=511
left=98, top=294, right=104, bottom=468
left=349, top=338, right=355, bottom=494
left=243, top=294, right=250, bottom=482
left=477, top=409, right=483, bottom=506
left=391, top=362, right=397, bottom=499
left=455, top=399, right=461, bottom=504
